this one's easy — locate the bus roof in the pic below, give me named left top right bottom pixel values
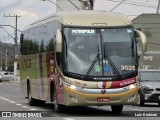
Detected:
left=25, top=10, right=132, bottom=30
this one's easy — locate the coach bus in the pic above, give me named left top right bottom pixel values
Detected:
left=19, top=10, right=147, bottom=113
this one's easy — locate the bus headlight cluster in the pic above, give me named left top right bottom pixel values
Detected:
left=64, top=81, right=83, bottom=91
left=124, top=84, right=136, bottom=90
left=71, top=85, right=76, bottom=89
left=129, top=84, right=136, bottom=89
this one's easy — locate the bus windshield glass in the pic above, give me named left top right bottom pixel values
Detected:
left=64, top=27, right=137, bottom=79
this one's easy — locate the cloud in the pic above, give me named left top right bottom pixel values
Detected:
left=13, top=9, right=38, bottom=17
left=0, top=0, right=22, bottom=12
left=16, top=9, right=39, bottom=31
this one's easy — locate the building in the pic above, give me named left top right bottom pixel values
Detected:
left=132, top=14, right=160, bottom=51
left=56, top=0, right=92, bottom=11
left=132, top=14, right=160, bottom=69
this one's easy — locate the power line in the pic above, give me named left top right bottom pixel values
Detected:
left=67, top=0, right=80, bottom=10
left=110, top=0, right=125, bottom=11
left=97, top=0, right=157, bottom=9
left=0, top=26, right=14, bottom=40
left=42, top=0, right=63, bottom=11
left=156, top=0, right=160, bottom=13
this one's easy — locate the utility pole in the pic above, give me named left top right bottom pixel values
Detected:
left=4, top=14, right=21, bottom=80
left=156, top=0, right=160, bottom=14
left=5, top=48, right=8, bottom=71
left=0, top=44, right=2, bottom=72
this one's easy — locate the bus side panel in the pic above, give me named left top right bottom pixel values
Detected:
left=36, top=53, right=49, bottom=101
left=35, top=52, right=55, bottom=101
left=45, top=52, right=55, bottom=101
left=19, top=54, right=38, bottom=98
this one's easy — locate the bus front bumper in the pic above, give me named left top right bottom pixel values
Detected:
left=63, top=86, right=138, bottom=106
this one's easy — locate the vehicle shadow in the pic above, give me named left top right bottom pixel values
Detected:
left=36, top=103, right=132, bottom=117
left=139, top=104, right=160, bottom=107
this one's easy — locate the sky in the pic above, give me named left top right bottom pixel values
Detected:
left=0, top=0, right=159, bottom=43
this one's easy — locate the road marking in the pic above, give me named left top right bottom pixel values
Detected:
left=129, top=108, right=143, bottom=111
left=22, top=106, right=29, bottom=108
left=0, top=96, right=39, bottom=111
left=16, top=104, right=22, bottom=106
left=63, top=118, right=75, bottom=120
left=9, top=101, right=16, bottom=104
left=0, top=97, right=7, bottom=100
left=2, top=98, right=10, bottom=101
left=29, top=108, right=37, bottom=111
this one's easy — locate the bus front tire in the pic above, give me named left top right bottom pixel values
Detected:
left=111, top=105, right=123, bottom=114
left=53, top=89, right=64, bottom=113
left=138, top=93, right=144, bottom=106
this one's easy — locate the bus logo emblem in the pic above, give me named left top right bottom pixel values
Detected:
left=101, top=89, right=106, bottom=94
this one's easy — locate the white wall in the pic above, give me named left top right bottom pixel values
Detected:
left=132, top=14, right=160, bottom=51
left=56, top=0, right=86, bottom=11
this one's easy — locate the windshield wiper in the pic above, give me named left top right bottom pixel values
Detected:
left=131, top=37, right=135, bottom=57
left=103, top=44, right=121, bottom=78
left=85, top=53, right=99, bottom=79
left=85, top=38, right=102, bottom=79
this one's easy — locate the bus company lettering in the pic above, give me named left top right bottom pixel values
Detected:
left=120, top=79, right=136, bottom=86
left=69, top=80, right=87, bottom=87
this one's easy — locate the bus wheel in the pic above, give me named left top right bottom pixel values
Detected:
left=138, top=93, right=144, bottom=106
left=27, top=82, right=36, bottom=106
left=53, top=89, right=63, bottom=113
left=111, top=105, right=123, bottom=114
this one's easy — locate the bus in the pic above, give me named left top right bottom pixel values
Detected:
left=19, top=10, right=147, bottom=113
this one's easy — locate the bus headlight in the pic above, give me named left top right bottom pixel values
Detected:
left=71, top=85, right=76, bottom=89
left=129, top=84, right=136, bottom=89
left=64, top=82, right=83, bottom=91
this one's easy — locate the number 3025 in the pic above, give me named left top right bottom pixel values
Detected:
left=121, top=65, right=135, bottom=71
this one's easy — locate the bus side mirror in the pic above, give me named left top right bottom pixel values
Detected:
left=56, top=29, right=62, bottom=52
left=20, top=34, right=24, bottom=43
left=135, top=30, right=147, bottom=54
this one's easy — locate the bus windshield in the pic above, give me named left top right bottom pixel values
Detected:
left=64, top=27, right=137, bottom=79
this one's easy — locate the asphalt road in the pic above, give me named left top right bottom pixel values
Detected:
left=0, top=81, right=160, bottom=120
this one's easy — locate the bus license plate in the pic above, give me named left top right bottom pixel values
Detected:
left=97, top=97, right=110, bottom=102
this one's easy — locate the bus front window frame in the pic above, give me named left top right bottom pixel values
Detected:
left=62, top=26, right=138, bottom=81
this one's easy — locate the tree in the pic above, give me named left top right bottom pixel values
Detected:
left=46, top=39, right=54, bottom=52
left=40, top=40, right=45, bottom=53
